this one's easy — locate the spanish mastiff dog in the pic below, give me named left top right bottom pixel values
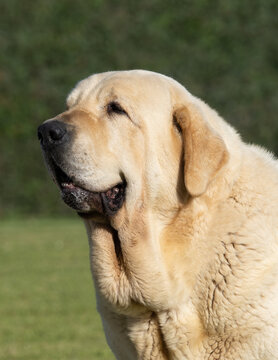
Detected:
left=38, top=70, right=278, bottom=359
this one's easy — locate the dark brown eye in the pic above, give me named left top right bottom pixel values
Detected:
left=107, top=102, right=127, bottom=116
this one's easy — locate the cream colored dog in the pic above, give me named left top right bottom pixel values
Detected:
left=38, top=70, right=278, bottom=359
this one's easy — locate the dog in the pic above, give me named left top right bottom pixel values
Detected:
left=38, top=70, right=278, bottom=359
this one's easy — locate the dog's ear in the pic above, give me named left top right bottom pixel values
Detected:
left=174, top=104, right=229, bottom=197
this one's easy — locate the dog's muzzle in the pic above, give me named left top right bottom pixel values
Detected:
left=37, top=120, right=126, bottom=217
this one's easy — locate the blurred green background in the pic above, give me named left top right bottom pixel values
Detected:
left=0, top=219, right=113, bottom=359
left=0, top=1, right=277, bottom=359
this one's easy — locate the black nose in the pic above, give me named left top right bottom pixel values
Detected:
left=38, top=120, right=68, bottom=148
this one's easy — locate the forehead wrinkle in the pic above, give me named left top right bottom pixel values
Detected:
left=67, top=72, right=116, bottom=108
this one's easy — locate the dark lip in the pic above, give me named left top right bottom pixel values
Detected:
left=49, top=158, right=72, bottom=190
left=47, top=156, right=126, bottom=216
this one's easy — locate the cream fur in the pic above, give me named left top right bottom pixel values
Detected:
left=55, top=71, right=278, bottom=359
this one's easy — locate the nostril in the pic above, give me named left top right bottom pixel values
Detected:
left=49, top=127, right=65, bottom=141
left=37, top=129, right=43, bottom=142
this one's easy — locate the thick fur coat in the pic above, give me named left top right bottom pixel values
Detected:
left=39, top=71, right=278, bottom=359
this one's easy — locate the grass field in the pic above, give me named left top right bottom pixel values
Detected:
left=0, top=218, right=114, bottom=360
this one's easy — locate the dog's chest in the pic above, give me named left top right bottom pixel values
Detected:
left=155, top=306, right=258, bottom=360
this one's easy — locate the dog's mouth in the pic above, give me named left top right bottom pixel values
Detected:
left=49, top=158, right=126, bottom=216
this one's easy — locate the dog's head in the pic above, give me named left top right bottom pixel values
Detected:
left=38, top=70, right=229, bottom=224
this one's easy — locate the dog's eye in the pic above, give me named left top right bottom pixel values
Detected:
left=107, top=102, right=127, bottom=116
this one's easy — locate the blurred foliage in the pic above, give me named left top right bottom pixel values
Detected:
left=0, top=0, right=277, bottom=216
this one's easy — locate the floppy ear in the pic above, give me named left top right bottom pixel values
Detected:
left=174, top=104, right=229, bottom=197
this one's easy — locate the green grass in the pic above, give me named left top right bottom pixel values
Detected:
left=0, top=218, right=114, bottom=360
